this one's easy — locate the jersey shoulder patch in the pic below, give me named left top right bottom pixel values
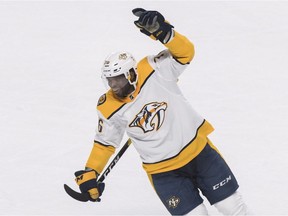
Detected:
left=97, top=94, right=106, bottom=106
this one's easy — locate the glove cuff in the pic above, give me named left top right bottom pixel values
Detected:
left=153, top=22, right=174, bottom=44
left=75, top=169, right=98, bottom=194
left=75, top=170, right=97, bottom=185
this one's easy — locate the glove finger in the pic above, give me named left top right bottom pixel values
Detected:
left=156, top=12, right=165, bottom=23
left=132, top=8, right=146, bottom=17
left=134, top=21, right=152, bottom=36
left=139, top=12, right=151, bottom=26
left=88, top=188, right=99, bottom=200
left=148, top=15, right=158, bottom=26
left=134, top=20, right=143, bottom=28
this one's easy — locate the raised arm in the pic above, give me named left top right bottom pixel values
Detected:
left=132, top=8, right=194, bottom=65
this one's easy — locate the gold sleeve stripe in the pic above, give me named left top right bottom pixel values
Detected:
left=142, top=120, right=214, bottom=174
left=165, top=31, right=195, bottom=65
left=85, top=142, right=116, bottom=174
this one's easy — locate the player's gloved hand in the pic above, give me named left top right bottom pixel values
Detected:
left=132, top=8, right=174, bottom=43
left=74, top=169, right=105, bottom=202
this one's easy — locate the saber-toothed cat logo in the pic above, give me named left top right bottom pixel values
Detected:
left=129, top=102, right=168, bottom=133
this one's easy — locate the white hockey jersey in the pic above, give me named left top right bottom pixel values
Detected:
left=86, top=32, right=214, bottom=175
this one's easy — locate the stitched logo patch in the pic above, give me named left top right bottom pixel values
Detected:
left=97, top=94, right=106, bottom=106
left=167, top=196, right=180, bottom=209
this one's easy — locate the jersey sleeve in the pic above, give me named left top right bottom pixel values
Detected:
left=94, top=92, right=127, bottom=148
left=147, top=31, right=195, bottom=81
left=85, top=94, right=126, bottom=174
left=94, top=110, right=126, bottom=147
left=165, top=31, right=195, bottom=65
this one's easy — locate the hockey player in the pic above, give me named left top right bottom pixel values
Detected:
left=74, top=8, right=250, bottom=215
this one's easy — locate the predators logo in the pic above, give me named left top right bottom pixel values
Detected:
left=129, top=102, right=168, bottom=133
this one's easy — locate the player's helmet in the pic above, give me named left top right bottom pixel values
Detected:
left=101, top=51, right=138, bottom=89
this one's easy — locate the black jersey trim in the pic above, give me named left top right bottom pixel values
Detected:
left=94, top=140, right=115, bottom=148
left=139, top=70, right=155, bottom=94
left=107, top=103, right=127, bottom=120
left=173, top=56, right=190, bottom=65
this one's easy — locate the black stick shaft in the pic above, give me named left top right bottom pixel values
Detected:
left=98, top=138, right=132, bottom=182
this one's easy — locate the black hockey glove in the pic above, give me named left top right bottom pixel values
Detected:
left=132, top=8, right=174, bottom=43
left=74, top=169, right=105, bottom=202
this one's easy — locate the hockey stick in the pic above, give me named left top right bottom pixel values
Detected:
left=64, top=138, right=132, bottom=202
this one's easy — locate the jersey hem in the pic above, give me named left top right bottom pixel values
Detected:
left=142, top=120, right=214, bottom=174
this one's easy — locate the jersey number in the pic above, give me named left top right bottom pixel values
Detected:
left=98, top=119, right=104, bottom=133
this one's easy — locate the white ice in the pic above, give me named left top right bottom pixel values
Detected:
left=0, top=1, right=288, bottom=215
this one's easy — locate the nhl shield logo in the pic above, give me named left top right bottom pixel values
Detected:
left=167, top=196, right=180, bottom=209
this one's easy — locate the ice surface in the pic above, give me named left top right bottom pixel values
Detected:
left=1, top=1, right=288, bottom=215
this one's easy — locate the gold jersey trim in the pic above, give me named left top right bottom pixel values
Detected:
left=142, top=120, right=214, bottom=174
left=85, top=141, right=116, bottom=174
left=165, top=31, right=195, bottom=65
left=97, top=57, right=155, bottom=119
